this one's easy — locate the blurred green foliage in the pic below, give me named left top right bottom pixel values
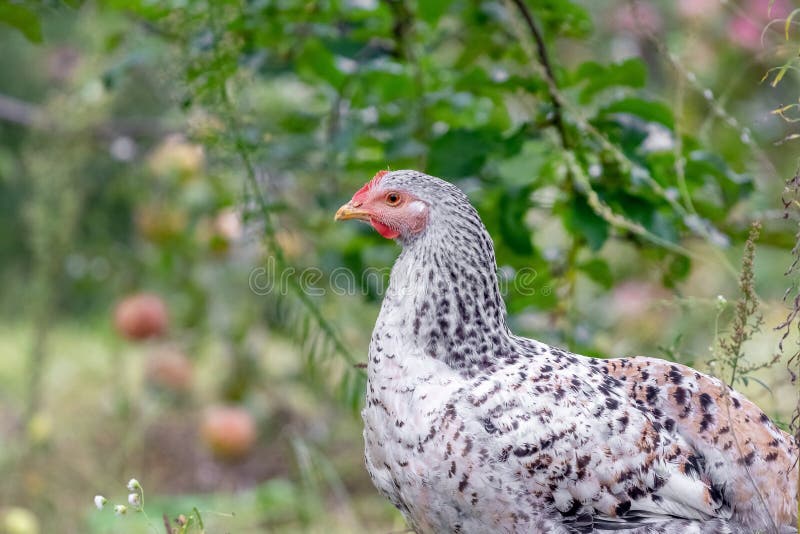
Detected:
left=0, top=0, right=788, bottom=324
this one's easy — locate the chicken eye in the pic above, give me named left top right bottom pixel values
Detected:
left=386, top=192, right=401, bottom=206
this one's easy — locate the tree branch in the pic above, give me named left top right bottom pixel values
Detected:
left=508, top=0, right=570, bottom=148
left=219, top=82, right=360, bottom=371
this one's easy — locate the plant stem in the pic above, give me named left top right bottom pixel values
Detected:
left=24, top=302, right=54, bottom=423
left=508, top=0, right=570, bottom=149
left=218, top=82, right=360, bottom=369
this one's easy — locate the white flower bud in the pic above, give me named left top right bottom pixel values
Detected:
left=126, top=478, right=141, bottom=492
left=128, top=493, right=141, bottom=508
left=114, top=504, right=127, bottom=515
left=94, top=495, right=107, bottom=510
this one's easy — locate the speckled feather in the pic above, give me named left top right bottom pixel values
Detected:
left=358, top=171, right=798, bottom=534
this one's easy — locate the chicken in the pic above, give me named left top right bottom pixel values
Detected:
left=334, top=170, right=798, bottom=534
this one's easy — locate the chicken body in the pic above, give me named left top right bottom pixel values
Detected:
left=345, top=171, right=797, bottom=533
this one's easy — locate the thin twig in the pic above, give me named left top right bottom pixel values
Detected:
left=506, top=0, right=583, bottom=332
left=505, top=1, right=738, bottom=278
left=672, top=76, right=695, bottom=214
left=219, top=81, right=360, bottom=369
left=627, top=0, right=783, bottom=188
left=508, top=0, right=570, bottom=149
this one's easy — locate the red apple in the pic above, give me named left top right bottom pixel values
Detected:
left=145, top=347, right=193, bottom=392
left=201, top=405, right=257, bottom=459
left=114, top=293, right=168, bottom=340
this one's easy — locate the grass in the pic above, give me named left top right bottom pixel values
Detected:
left=0, top=320, right=400, bottom=533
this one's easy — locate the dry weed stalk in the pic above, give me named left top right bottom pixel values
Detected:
left=775, top=167, right=800, bottom=531
left=714, top=222, right=780, bottom=533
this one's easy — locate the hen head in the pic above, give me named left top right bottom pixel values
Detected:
left=334, top=170, right=437, bottom=240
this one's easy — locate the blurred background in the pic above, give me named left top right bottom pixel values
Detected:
left=0, top=0, right=799, bottom=532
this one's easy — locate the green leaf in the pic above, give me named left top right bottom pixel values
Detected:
left=684, top=150, right=753, bottom=205
left=563, top=195, right=609, bottom=251
left=662, top=254, right=691, bottom=288
left=785, top=8, right=800, bottom=40
left=358, top=66, right=414, bottom=102
left=578, top=258, right=613, bottom=288
left=497, top=140, right=550, bottom=187
left=597, top=97, right=675, bottom=129
left=102, top=0, right=172, bottom=19
left=417, top=0, right=452, bottom=25
left=498, top=188, right=534, bottom=255
left=0, top=3, right=42, bottom=43
left=574, top=59, right=647, bottom=103
left=192, top=507, right=205, bottom=530
left=620, top=201, right=680, bottom=244
left=295, top=39, right=346, bottom=88
left=532, top=0, right=593, bottom=39
left=426, top=129, right=492, bottom=178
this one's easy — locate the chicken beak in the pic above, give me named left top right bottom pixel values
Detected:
left=335, top=203, right=371, bottom=222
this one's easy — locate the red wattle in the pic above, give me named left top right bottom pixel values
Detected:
left=371, top=219, right=400, bottom=239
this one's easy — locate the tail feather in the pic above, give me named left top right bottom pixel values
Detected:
left=593, top=518, right=731, bottom=534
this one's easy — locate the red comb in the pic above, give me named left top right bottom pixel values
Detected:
left=353, top=170, right=389, bottom=201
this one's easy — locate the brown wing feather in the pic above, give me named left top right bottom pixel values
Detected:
left=604, top=356, right=797, bottom=530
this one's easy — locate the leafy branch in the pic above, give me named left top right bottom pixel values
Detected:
left=504, top=0, right=739, bottom=281
left=626, top=0, right=782, bottom=185
left=214, top=57, right=365, bottom=406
